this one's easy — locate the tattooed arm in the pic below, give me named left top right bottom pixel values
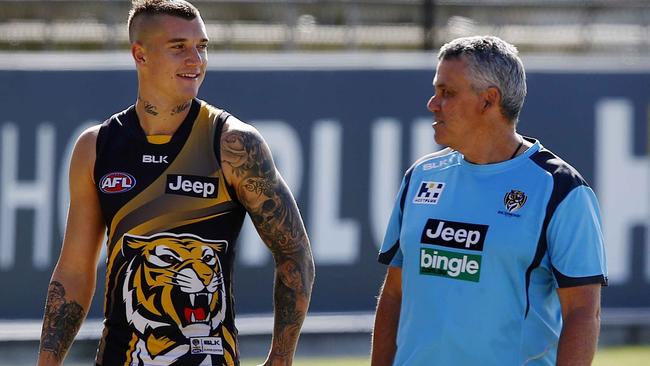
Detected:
left=37, top=126, right=105, bottom=366
left=221, top=117, right=315, bottom=366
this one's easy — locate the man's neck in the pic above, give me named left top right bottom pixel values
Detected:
left=457, top=124, right=525, bottom=165
left=135, top=96, right=193, bottom=136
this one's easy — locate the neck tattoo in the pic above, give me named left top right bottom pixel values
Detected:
left=138, top=97, right=159, bottom=116
left=510, top=136, right=524, bottom=160
left=171, top=102, right=191, bottom=116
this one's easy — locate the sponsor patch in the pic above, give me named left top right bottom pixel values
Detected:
left=413, top=181, right=445, bottom=204
left=420, top=219, right=488, bottom=251
left=99, top=172, right=136, bottom=194
left=420, top=248, right=482, bottom=282
left=166, top=174, right=218, bottom=198
left=190, top=337, right=224, bottom=355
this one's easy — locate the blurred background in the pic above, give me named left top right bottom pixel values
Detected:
left=1, top=0, right=649, bottom=365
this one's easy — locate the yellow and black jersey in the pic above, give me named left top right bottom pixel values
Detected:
left=93, top=99, right=246, bottom=366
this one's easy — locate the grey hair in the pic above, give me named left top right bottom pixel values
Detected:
left=438, top=35, right=527, bottom=123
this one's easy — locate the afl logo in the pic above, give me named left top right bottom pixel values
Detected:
left=99, top=172, right=136, bottom=194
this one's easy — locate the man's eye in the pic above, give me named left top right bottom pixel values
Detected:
left=198, top=44, right=208, bottom=50
left=172, top=44, right=183, bottom=49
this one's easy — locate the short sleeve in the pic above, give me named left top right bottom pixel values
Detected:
left=547, top=185, right=608, bottom=287
left=377, top=173, right=410, bottom=267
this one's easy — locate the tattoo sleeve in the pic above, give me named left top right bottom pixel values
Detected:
left=39, top=281, right=86, bottom=362
left=222, top=128, right=315, bottom=364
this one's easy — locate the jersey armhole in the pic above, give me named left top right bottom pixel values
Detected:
left=213, top=111, right=243, bottom=206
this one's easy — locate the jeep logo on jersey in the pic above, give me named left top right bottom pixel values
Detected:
left=166, top=174, right=218, bottom=198
left=420, top=248, right=482, bottom=282
left=420, top=219, right=488, bottom=251
left=99, top=172, right=136, bottom=194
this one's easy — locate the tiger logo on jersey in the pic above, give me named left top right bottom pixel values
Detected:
left=504, top=189, right=527, bottom=213
left=121, top=233, right=228, bottom=364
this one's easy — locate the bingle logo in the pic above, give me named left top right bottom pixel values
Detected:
left=99, top=172, right=136, bottom=194
left=166, top=174, right=218, bottom=198
left=420, top=219, right=488, bottom=251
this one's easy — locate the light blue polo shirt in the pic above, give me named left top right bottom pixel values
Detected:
left=378, top=139, right=607, bottom=365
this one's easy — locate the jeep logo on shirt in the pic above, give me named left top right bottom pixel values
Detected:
left=420, top=219, right=488, bottom=251
left=166, top=174, right=218, bottom=198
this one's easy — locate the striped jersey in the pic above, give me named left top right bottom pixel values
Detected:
left=94, top=99, right=246, bottom=366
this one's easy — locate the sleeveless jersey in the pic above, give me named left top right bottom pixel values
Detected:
left=378, top=138, right=607, bottom=365
left=93, top=99, right=246, bottom=366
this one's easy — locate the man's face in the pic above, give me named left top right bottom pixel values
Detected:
left=137, top=15, right=208, bottom=103
left=427, top=57, right=485, bottom=149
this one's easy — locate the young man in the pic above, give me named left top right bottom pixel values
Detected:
left=37, top=1, right=314, bottom=365
left=372, top=36, right=607, bottom=366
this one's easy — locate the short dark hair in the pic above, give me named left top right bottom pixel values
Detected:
left=128, top=0, right=200, bottom=43
left=438, top=36, right=527, bottom=123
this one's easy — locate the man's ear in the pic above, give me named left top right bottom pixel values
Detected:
left=132, top=42, right=146, bottom=65
left=482, top=86, right=501, bottom=112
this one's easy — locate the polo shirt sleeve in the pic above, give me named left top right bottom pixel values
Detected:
left=546, top=185, right=608, bottom=288
left=377, top=175, right=409, bottom=267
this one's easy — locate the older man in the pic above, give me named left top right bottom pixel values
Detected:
left=372, top=36, right=607, bottom=366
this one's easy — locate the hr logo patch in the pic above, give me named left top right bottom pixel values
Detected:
left=413, top=181, right=445, bottom=204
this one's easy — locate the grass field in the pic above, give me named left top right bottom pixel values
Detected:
left=240, top=346, right=650, bottom=366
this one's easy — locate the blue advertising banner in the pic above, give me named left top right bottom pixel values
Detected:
left=0, top=55, right=648, bottom=319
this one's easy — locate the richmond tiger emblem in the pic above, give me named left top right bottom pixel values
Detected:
left=121, top=232, right=228, bottom=365
left=503, top=189, right=528, bottom=213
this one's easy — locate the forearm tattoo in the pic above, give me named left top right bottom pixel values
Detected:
left=40, top=281, right=85, bottom=361
left=222, top=129, right=315, bottom=362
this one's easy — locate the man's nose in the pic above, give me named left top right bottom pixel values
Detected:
left=427, top=95, right=439, bottom=113
left=186, top=47, right=202, bottom=66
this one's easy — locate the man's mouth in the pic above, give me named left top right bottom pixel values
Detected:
left=177, top=73, right=200, bottom=80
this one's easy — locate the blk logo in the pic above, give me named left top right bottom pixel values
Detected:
left=142, top=155, right=169, bottom=164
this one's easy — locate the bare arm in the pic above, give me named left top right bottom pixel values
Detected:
left=37, top=127, right=105, bottom=366
left=371, top=266, right=402, bottom=366
left=220, top=118, right=315, bottom=366
left=556, top=283, right=602, bottom=366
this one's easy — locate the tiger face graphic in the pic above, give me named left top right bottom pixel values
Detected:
left=121, top=233, right=228, bottom=363
left=504, top=189, right=528, bottom=213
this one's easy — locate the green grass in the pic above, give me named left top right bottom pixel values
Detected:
left=593, top=346, right=650, bottom=366
left=241, top=346, right=650, bottom=366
